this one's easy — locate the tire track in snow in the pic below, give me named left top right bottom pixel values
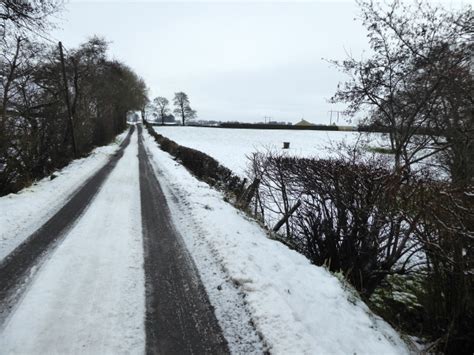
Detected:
left=0, top=127, right=144, bottom=353
left=0, top=126, right=134, bottom=323
left=138, top=124, right=229, bottom=354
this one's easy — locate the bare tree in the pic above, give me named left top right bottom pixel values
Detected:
left=0, top=35, right=148, bottom=196
left=1, top=36, right=22, bottom=137
left=331, top=0, right=473, bottom=181
left=330, top=2, right=473, bottom=351
left=173, top=91, right=196, bottom=126
left=1, top=0, right=63, bottom=37
left=153, top=96, right=170, bottom=125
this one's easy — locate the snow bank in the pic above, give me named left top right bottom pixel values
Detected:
left=0, top=131, right=128, bottom=261
left=143, top=130, right=410, bottom=355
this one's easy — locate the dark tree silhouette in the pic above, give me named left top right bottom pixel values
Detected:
left=0, top=35, right=148, bottom=195
left=331, top=0, right=473, bottom=182
left=173, top=92, right=196, bottom=126
left=1, top=0, right=63, bottom=37
left=331, top=1, right=473, bottom=352
left=153, top=96, right=170, bottom=125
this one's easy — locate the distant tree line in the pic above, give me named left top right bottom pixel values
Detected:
left=146, top=92, right=196, bottom=126
left=0, top=1, right=148, bottom=195
left=220, top=122, right=340, bottom=131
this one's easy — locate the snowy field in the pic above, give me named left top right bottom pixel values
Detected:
left=152, top=126, right=380, bottom=176
left=143, top=130, right=410, bottom=355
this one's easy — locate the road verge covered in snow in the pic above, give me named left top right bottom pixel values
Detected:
left=0, top=132, right=128, bottom=261
left=142, top=129, right=411, bottom=355
left=0, top=130, right=144, bottom=353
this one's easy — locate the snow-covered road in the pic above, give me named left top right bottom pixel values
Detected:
left=0, top=131, right=129, bottom=262
left=0, top=130, right=145, bottom=353
left=0, top=124, right=411, bottom=355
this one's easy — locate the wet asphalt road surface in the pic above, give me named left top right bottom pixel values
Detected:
left=138, top=124, right=229, bottom=354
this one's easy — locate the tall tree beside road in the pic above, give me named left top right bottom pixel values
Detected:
left=173, top=92, right=196, bottom=126
left=0, top=33, right=148, bottom=195
left=331, top=0, right=473, bottom=182
left=153, top=96, right=170, bottom=125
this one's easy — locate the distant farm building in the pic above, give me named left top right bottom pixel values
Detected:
left=295, top=119, right=315, bottom=126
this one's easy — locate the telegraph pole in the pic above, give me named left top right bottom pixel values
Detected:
left=59, top=41, right=77, bottom=158
left=328, top=110, right=343, bottom=125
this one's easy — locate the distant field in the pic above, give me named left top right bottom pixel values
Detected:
left=152, top=126, right=379, bottom=176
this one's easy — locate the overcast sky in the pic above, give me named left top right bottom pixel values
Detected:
left=52, top=0, right=469, bottom=124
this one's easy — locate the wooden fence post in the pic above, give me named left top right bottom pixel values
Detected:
left=272, top=199, right=302, bottom=232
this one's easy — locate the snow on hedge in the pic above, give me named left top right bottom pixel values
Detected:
left=143, top=130, right=410, bottom=355
left=0, top=132, right=128, bottom=261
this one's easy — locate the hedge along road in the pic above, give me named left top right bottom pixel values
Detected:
left=0, top=124, right=229, bottom=354
left=0, top=126, right=134, bottom=323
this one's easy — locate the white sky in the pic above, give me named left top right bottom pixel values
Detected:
left=52, top=0, right=469, bottom=124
